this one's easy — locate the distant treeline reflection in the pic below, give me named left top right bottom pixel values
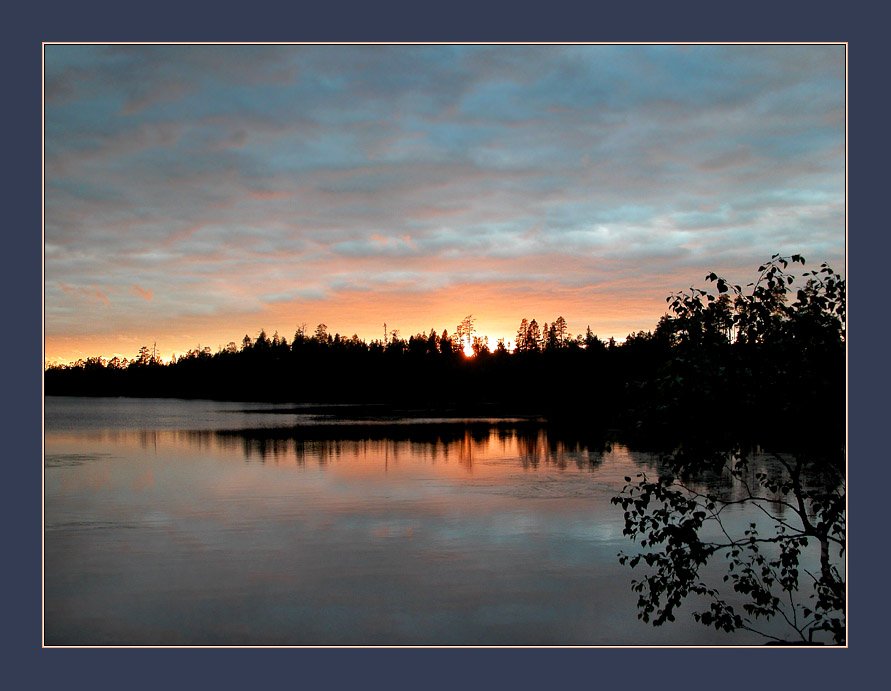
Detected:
left=143, top=423, right=827, bottom=508
left=182, top=422, right=613, bottom=471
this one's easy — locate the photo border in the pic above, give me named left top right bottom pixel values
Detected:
left=20, top=7, right=874, bottom=687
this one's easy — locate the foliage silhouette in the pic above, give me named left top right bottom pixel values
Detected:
left=611, top=255, right=845, bottom=644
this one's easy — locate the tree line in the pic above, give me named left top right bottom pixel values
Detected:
left=45, top=313, right=620, bottom=423
left=49, top=313, right=606, bottom=371
left=45, top=254, right=845, bottom=445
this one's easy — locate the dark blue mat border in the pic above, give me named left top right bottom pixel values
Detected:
left=13, top=8, right=876, bottom=689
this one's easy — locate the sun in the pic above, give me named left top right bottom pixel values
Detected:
left=462, top=342, right=474, bottom=357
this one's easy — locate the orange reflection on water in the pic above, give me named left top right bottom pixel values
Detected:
left=47, top=424, right=640, bottom=486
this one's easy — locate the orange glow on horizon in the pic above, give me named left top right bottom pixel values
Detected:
left=43, top=263, right=694, bottom=366
left=41, top=270, right=695, bottom=367
left=42, top=312, right=637, bottom=367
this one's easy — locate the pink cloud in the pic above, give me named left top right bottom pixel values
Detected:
left=247, top=189, right=291, bottom=200
left=58, top=282, right=110, bottom=306
left=132, top=284, right=154, bottom=301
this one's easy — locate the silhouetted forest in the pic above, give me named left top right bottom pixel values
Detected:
left=45, top=255, right=845, bottom=448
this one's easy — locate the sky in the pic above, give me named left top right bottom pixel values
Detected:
left=43, top=44, right=846, bottom=364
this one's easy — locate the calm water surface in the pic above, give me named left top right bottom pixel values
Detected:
left=44, top=397, right=775, bottom=645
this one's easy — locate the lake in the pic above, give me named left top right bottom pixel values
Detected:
left=44, top=396, right=789, bottom=646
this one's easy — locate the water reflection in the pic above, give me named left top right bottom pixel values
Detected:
left=45, top=397, right=823, bottom=645
left=45, top=420, right=667, bottom=645
left=53, top=420, right=806, bottom=497
left=161, top=424, right=613, bottom=473
left=51, top=419, right=816, bottom=506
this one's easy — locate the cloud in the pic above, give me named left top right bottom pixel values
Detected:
left=57, top=282, right=110, bottom=306
left=131, top=284, right=154, bottom=301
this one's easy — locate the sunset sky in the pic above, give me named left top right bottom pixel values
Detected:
left=44, top=44, right=846, bottom=365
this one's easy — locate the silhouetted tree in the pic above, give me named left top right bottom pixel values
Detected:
left=439, top=329, right=454, bottom=356
left=516, top=318, right=530, bottom=351
left=456, top=314, right=475, bottom=353
left=612, top=254, right=845, bottom=645
left=255, top=329, right=270, bottom=349
left=427, top=329, right=439, bottom=354
left=544, top=322, right=558, bottom=350
left=528, top=319, right=541, bottom=352
left=554, top=315, right=568, bottom=346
